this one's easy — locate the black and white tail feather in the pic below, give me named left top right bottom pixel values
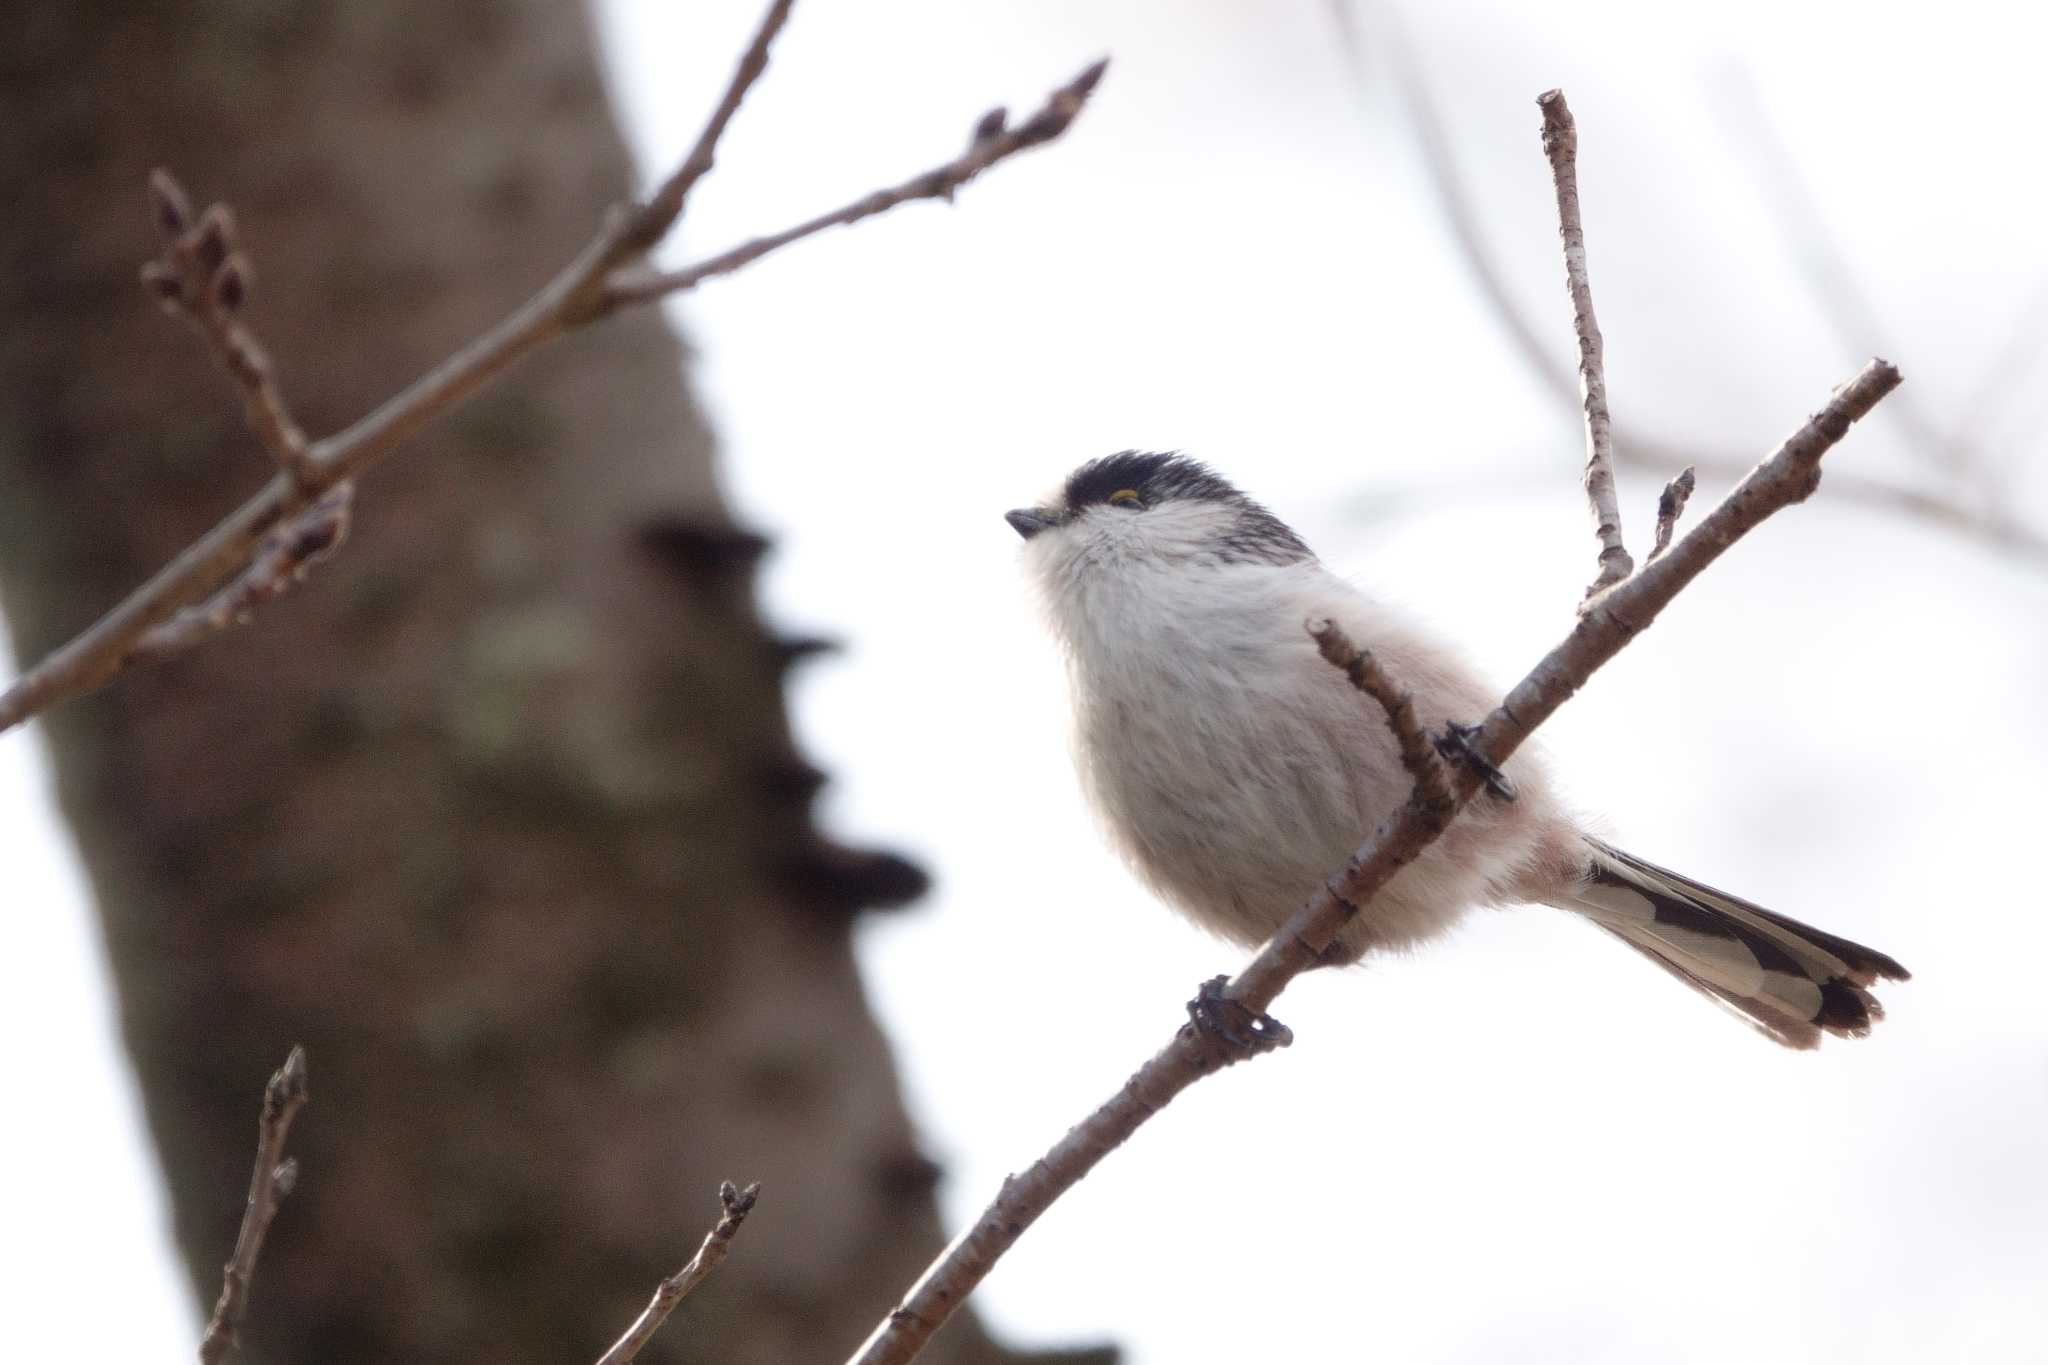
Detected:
left=1566, top=839, right=1910, bottom=1049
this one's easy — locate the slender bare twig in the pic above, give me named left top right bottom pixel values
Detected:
left=140, top=173, right=317, bottom=487
left=1648, top=465, right=1696, bottom=562
left=0, top=2, right=1107, bottom=735
left=849, top=360, right=1901, bottom=1365
left=1332, top=0, right=2048, bottom=570
left=198, top=1047, right=310, bottom=1365
left=602, top=60, right=1108, bottom=312
left=617, top=1, right=794, bottom=255
left=1536, top=90, right=1631, bottom=600
left=1310, top=619, right=1451, bottom=808
left=590, top=1182, right=761, bottom=1365
left=128, top=484, right=354, bottom=664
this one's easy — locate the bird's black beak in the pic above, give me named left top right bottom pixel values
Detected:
left=1005, top=508, right=1055, bottom=541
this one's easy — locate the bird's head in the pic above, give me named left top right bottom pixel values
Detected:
left=1006, top=452, right=1312, bottom=595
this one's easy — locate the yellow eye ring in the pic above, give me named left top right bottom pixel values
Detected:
left=1107, top=488, right=1144, bottom=508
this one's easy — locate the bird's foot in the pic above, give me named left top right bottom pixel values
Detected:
left=1184, top=975, right=1293, bottom=1055
left=1433, top=721, right=1517, bottom=801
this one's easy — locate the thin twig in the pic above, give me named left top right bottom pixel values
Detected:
left=617, top=0, right=795, bottom=254
left=198, top=1046, right=310, bottom=1365
left=601, top=59, right=1109, bottom=312
left=1537, top=90, right=1631, bottom=602
left=591, top=1182, right=761, bottom=1365
left=1334, top=0, right=2048, bottom=571
left=1648, top=465, right=1695, bottom=562
left=847, top=360, right=1901, bottom=1365
left=129, top=484, right=353, bottom=664
left=1309, top=619, right=1451, bottom=810
left=141, top=173, right=317, bottom=487
left=0, top=3, right=1107, bottom=735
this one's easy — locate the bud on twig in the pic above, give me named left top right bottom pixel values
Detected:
left=147, top=167, right=192, bottom=240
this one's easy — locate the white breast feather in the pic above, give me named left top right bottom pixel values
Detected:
left=1028, top=511, right=1575, bottom=959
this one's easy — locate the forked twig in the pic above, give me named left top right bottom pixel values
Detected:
left=1330, top=0, right=2048, bottom=570
left=849, top=363, right=1900, bottom=1364
left=140, top=173, right=316, bottom=487
left=604, top=61, right=1108, bottom=312
left=0, top=1, right=1107, bottom=734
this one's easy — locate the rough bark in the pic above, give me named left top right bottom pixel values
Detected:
left=0, top=5, right=1108, bottom=1364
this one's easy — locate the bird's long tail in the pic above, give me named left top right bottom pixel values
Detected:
left=1562, top=838, right=1909, bottom=1049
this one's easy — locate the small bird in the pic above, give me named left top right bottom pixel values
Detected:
left=1006, top=451, right=1907, bottom=1048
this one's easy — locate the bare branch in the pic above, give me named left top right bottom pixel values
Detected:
left=1336, top=0, right=2048, bottom=571
left=1536, top=90, right=1631, bottom=601
left=1309, top=619, right=1451, bottom=810
left=617, top=0, right=795, bottom=254
left=601, top=58, right=1110, bottom=312
left=1648, top=466, right=1696, bottom=562
left=591, top=1182, right=761, bottom=1365
left=128, top=484, right=354, bottom=665
left=847, top=359, right=1902, bottom=1365
left=1342, top=454, right=2047, bottom=570
left=0, top=5, right=1107, bottom=736
left=198, top=1046, right=310, bottom=1365
left=141, top=171, right=317, bottom=486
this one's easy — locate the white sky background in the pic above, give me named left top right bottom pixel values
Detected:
left=4, top=0, right=2047, bottom=1361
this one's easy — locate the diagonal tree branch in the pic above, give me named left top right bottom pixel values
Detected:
left=617, top=0, right=795, bottom=255
left=198, top=1047, right=310, bottom=1365
left=0, top=2, right=1107, bottom=735
left=850, top=361, right=1901, bottom=1365
left=128, top=483, right=354, bottom=665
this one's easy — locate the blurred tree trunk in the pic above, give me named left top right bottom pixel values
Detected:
left=0, top=5, right=1107, bottom=1364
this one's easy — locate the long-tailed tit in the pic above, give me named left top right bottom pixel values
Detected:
left=1007, top=451, right=1906, bottom=1048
